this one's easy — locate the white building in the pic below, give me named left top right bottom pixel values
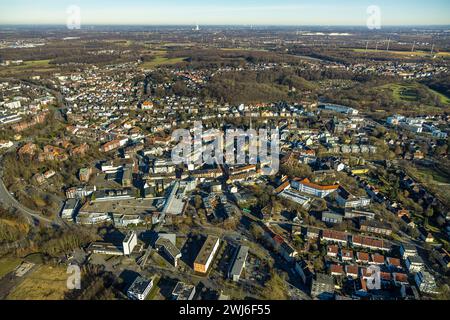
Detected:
left=127, top=276, right=154, bottom=300
left=61, top=199, right=79, bottom=220
left=123, top=230, right=138, bottom=255
left=228, top=245, right=249, bottom=282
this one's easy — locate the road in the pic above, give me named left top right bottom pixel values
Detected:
left=0, top=174, right=53, bottom=224
left=0, top=153, right=59, bottom=226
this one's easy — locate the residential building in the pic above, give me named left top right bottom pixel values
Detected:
left=193, top=235, right=220, bottom=274
left=172, top=282, right=196, bottom=300
left=155, top=235, right=182, bottom=267
left=127, top=276, right=154, bottom=300
left=327, top=245, right=339, bottom=258
left=61, top=199, right=79, bottom=220
left=322, top=211, right=343, bottom=224
left=123, top=230, right=138, bottom=255
left=322, top=230, right=348, bottom=245
left=228, top=245, right=249, bottom=282
left=360, top=220, right=392, bottom=236
left=335, top=186, right=370, bottom=209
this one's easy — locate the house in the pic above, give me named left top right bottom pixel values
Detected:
left=341, top=249, right=354, bottom=262
left=100, top=139, right=121, bottom=152
left=414, top=271, right=438, bottom=295
left=330, top=264, right=344, bottom=276
left=393, top=273, right=409, bottom=285
left=322, top=230, right=348, bottom=245
left=127, top=276, right=154, bottom=300
left=79, top=167, right=93, bottom=183
left=346, top=265, right=359, bottom=279
left=386, top=257, right=402, bottom=271
left=311, top=273, right=335, bottom=300
left=352, top=235, right=391, bottom=251
left=356, top=252, right=370, bottom=264
left=228, top=245, right=249, bottom=282
left=61, top=199, right=79, bottom=220
left=172, top=282, right=196, bottom=300
left=327, top=245, right=339, bottom=258
left=193, top=235, right=220, bottom=274
left=370, top=253, right=385, bottom=265
left=380, top=272, right=393, bottom=284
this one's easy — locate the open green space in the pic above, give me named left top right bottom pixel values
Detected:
left=0, top=257, right=21, bottom=279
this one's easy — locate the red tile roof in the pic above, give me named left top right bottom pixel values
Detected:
left=357, top=252, right=370, bottom=262
left=296, top=178, right=339, bottom=191
left=330, top=264, right=344, bottom=274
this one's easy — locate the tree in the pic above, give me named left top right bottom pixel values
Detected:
left=425, top=207, right=434, bottom=218
left=250, top=223, right=264, bottom=241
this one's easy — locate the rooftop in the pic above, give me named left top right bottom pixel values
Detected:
left=194, top=235, right=220, bottom=266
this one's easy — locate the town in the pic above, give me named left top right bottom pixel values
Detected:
left=0, top=23, right=449, bottom=302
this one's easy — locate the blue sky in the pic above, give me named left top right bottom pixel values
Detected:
left=0, top=0, right=449, bottom=25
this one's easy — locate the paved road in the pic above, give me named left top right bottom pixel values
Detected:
left=0, top=176, right=53, bottom=224
left=0, top=154, right=57, bottom=225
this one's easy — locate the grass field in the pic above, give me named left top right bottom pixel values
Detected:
left=0, top=59, right=55, bottom=75
left=377, top=82, right=450, bottom=106
left=7, top=265, right=69, bottom=300
left=352, top=48, right=450, bottom=58
left=140, top=51, right=187, bottom=69
left=0, top=257, right=21, bottom=279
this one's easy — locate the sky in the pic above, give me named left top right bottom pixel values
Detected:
left=0, top=0, right=449, bottom=26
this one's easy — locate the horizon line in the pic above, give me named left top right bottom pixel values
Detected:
left=1, top=23, right=450, bottom=28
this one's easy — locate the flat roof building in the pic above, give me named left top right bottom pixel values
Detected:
left=155, top=236, right=182, bottom=267
left=123, top=230, right=138, bottom=255
left=172, top=281, right=196, bottom=300
left=61, top=198, right=79, bottom=220
left=228, top=245, right=249, bottom=282
left=194, top=235, right=220, bottom=274
left=127, top=276, right=154, bottom=300
left=87, top=242, right=123, bottom=256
